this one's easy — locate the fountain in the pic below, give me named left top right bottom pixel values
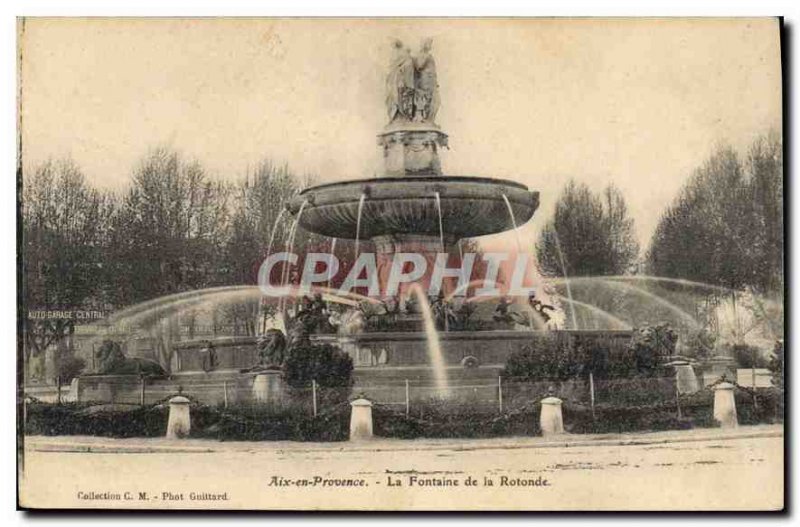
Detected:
left=72, top=39, right=643, bottom=406
left=277, top=38, right=552, bottom=397
left=288, top=41, right=537, bottom=296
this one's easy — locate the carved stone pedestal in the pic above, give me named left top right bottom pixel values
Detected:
left=378, top=124, right=448, bottom=176
left=252, top=370, right=286, bottom=404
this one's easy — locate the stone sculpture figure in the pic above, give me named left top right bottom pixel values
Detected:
left=386, top=39, right=415, bottom=122
left=528, top=292, right=555, bottom=324
left=199, top=340, right=218, bottom=373
left=288, top=312, right=317, bottom=348
left=412, top=38, right=440, bottom=122
left=493, top=297, right=514, bottom=325
left=385, top=38, right=440, bottom=124
left=253, top=328, right=288, bottom=370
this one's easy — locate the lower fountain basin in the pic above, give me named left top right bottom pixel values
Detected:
left=287, top=176, right=539, bottom=240
left=171, top=330, right=635, bottom=373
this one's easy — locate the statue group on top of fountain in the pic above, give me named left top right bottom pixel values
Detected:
left=356, top=292, right=476, bottom=332
left=293, top=293, right=333, bottom=337
left=386, top=38, right=440, bottom=124
left=492, top=293, right=556, bottom=329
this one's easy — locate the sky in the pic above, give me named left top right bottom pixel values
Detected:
left=19, top=18, right=782, bottom=250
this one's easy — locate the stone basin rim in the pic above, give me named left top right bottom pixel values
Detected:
left=173, top=329, right=633, bottom=349
left=294, top=175, right=532, bottom=197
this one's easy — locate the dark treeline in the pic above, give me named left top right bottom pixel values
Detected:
left=533, top=132, right=782, bottom=337
left=534, top=132, right=783, bottom=297
left=536, top=182, right=639, bottom=278
left=647, top=133, right=783, bottom=296
left=22, top=132, right=783, bottom=374
left=22, top=147, right=328, bottom=369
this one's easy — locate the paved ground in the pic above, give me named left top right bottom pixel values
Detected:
left=19, top=425, right=784, bottom=511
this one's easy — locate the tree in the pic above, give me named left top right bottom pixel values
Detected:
left=647, top=134, right=783, bottom=296
left=219, top=160, right=320, bottom=335
left=22, top=158, right=114, bottom=382
left=536, top=181, right=639, bottom=277
left=647, top=146, right=755, bottom=291
left=109, top=147, right=230, bottom=306
left=107, top=147, right=230, bottom=368
left=746, top=132, right=783, bottom=294
left=601, top=185, right=639, bottom=276
left=23, top=147, right=322, bottom=375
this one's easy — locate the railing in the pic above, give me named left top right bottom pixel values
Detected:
left=31, top=372, right=781, bottom=423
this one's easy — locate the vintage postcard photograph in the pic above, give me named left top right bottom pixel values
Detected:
left=17, top=17, right=784, bottom=511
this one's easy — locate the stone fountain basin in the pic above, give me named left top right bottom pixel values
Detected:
left=286, top=176, right=539, bottom=241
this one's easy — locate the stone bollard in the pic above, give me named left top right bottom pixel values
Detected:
left=539, top=396, right=564, bottom=437
left=675, top=362, right=700, bottom=394
left=349, top=398, right=374, bottom=441
left=68, top=377, right=81, bottom=403
left=713, top=382, right=738, bottom=428
left=166, top=396, right=191, bottom=439
left=252, top=371, right=285, bottom=404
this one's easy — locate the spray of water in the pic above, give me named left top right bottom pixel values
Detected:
left=408, top=283, right=450, bottom=398
left=278, top=200, right=308, bottom=317
left=354, top=193, right=367, bottom=257
left=551, top=231, right=578, bottom=329
left=434, top=192, right=446, bottom=253
left=549, top=293, right=632, bottom=330
left=501, top=194, right=523, bottom=252
left=456, top=239, right=468, bottom=286
left=265, top=207, right=287, bottom=259
left=325, top=237, right=338, bottom=310
left=593, top=279, right=701, bottom=329
left=83, top=285, right=261, bottom=352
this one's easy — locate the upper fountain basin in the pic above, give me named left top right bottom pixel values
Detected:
left=287, top=176, right=539, bottom=241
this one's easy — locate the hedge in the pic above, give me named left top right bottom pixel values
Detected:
left=24, top=386, right=782, bottom=441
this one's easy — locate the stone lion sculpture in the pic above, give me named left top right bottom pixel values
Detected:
left=94, top=340, right=167, bottom=376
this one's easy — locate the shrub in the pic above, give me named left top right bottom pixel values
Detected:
left=730, top=343, right=769, bottom=369
left=733, top=386, right=784, bottom=425
left=25, top=401, right=168, bottom=437
left=191, top=402, right=350, bottom=442
left=768, top=340, right=784, bottom=389
left=503, top=334, right=586, bottom=381
left=372, top=400, right=538, bottom=439
left=503, top=332, right=638, bottom=381
left=24, top=400, right=351, bottom=442
left=57, top=355, right=86, bottom=384
left=25, top=384, right=782, bottom=441
left=283, top=342, right=353, bottom=389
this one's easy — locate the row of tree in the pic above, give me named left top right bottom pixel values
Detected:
left=535, top=132, right=782, bottom=295
left=647, top=133, right=783, bottom=294
left=22, top=147, right=324, bottom=373
left=533, top=132, right=782, bottom=343
left=22, top=131, right=783, bottom=376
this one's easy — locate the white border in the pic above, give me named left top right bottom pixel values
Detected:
left=3, top=2, right=796, bottom=526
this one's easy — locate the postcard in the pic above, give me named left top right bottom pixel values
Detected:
left=18, top=17, right=784, bottom=511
